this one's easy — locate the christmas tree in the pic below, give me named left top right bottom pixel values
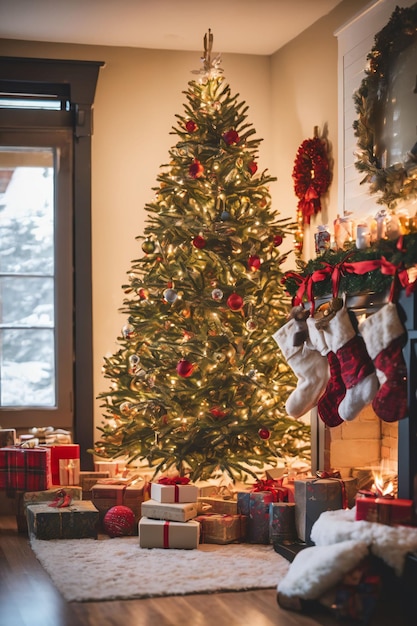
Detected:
left=95, top=31, right=310, bottom=482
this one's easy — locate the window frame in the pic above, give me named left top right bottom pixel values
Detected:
left=0, top=57, right=103, bottom=469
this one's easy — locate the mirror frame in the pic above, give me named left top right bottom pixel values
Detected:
left=353, top=3, right=417, bottom=208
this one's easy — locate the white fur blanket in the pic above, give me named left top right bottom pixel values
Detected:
left=278, top=507, right=417, bottom=600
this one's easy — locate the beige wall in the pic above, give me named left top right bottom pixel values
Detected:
left=0, top=0, right=371, bottom=438
left=271, top=0, right=370, bottom=260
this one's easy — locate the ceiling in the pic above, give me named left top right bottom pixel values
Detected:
left=0, top=0, right=343, bottom=56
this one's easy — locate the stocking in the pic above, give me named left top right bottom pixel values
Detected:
left=306, top=318, right=344, bottom=427
left=320, top=306, right=378, bottom=421
left=273, top=316, right=329, bottom=418
left=358, top=302, right=407, bottom=422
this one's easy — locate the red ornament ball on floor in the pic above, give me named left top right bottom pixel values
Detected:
left=103, top=505, right=136, bottom=537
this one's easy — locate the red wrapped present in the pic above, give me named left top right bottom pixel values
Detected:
left=0, top=446, right=52, bottom=491
left=43, top=444, right=80, bottom=485
left=355, top=496, right=414, bottom=526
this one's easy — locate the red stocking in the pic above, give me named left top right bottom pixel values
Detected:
left=317, top=351, right=344, bottom=427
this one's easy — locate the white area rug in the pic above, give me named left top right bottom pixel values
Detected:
left=30, top=537, right=290, bottom=602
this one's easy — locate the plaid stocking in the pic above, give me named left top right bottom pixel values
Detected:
left=321, top=306, right=378, bottom=421
left=317, top=351, right=344, bottom=427
left=359, top=303, right=408, bottom=422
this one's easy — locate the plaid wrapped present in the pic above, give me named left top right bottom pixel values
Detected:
left=0, top=446, right=52, bottom=492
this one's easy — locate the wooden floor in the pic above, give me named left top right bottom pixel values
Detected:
left=0, top=515, right=413, bottom=626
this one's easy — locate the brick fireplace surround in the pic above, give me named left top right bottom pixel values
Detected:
left=312, top=289, right=417, bottom=503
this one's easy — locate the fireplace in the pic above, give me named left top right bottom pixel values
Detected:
left=311, top=289, right=417, bottom=504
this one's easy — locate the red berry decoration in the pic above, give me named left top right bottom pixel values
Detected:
left=103, top=505, right=135, bottom=537
left=192, top=235, right=206, bottom=249
left=247, top=161, right=258, bottom=175
left=189, top=158, right=204, bottom=179
left=185, top=119, right=197, bottom=133
left=227, top=293, right=244, bottom=311
left=223, top=129, right=239, bottom=145
left=210, top=406, right=227, bottom=419
left=247, top=255, right=261, bottom=271
left=176, top=359, right=194, bottom=377
left=258, top=428, right=271, bottom=440
left=273, top=234, right=283, bottom=247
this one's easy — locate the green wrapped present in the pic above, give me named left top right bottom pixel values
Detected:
left=26, top=500, right=99, bottom=539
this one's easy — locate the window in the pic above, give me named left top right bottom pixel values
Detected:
left=0, top=57, right=103, bottom=468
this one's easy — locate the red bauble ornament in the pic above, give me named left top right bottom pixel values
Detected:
left=247, top=161, right=258, bottom=175
left=258, top=428, right=271, bottom=440
left=185, top=119, right=197, bottom=133
left=210, top=407, right=227, bottom=419
left=176, top=359, right=194, bottom=377
left=103, top=505, right=135, bottom=537
left=273, top=234, right=283, bottom=247
left=189, top=158, right=204, bottom=179
left=223, top=129, right=240, bottom=145
left=192, top=235, right=206, bottom=249
left=248, top=255, right=261, bottom=271
left=227, top=293, right=244, bottom=311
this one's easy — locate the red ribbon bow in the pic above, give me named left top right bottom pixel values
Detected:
left=158, top=476, right=190, bottom=485
left=252, top=479, right=288, bottom=502
left=315, top=471, right=347, bottom=509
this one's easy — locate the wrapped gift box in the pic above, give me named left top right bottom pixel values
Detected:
left=23, top=486, right=82, bottom=510
left=294, top=477, right=357, bottom=543
left=237, top=490, right=276, bottom=544
left=355, top=496, right=414, bottom=526
left=150, top=481, right=198, bottom=503
left=79, top=471, right=110, bottom=499
left=16, top=486, right=83, bottom=534
left=91, top=481, right=147, bottom=525
left=197, top=496, right=238, bottom=515
left=94, top=460, right=125, bottom=477
left=195, top=513, right=247, bottom=544
left=0, top=446, right=52, bottom=491
left=139, top=517, right=200, bottom=549
left=269, top=502, right=297, bottom=544
left=0, top=429, right=16, bottom=447
left=43, top=444, right=80, bottom=485
left=26, top=500, right=99, bottom=539
left=141, top=498, right=197, bottom=522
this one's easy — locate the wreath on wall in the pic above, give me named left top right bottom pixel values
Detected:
left=292, top=132, right=331, bottom=226
left=353, top=4, right=417, bottom=209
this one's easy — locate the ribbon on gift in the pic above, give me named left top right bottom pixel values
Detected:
left=49, top=488, right=73, bottom=508
left=252, top=479, right=288, bottom=502
left=315, top=470, right=348, bottom=509
left=163, top=520, right=170, bottom=548
left=158, top=475, right=190, bottom=502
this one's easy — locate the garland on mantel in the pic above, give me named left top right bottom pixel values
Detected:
left=282, top=233, right=417, bottom=305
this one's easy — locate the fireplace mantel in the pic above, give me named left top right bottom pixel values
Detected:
left=312, top=289, right=417, bottom=501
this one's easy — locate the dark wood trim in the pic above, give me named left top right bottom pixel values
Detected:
left=0, top=56, right=104, bottom=469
